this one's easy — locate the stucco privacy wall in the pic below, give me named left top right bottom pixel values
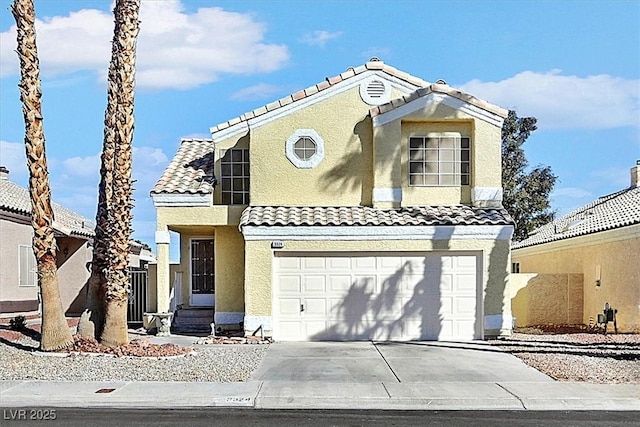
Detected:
left=221, top=86, right=404, bottom=207
left=509, top=273, right=584, bottom=327
left=513, top=225, right=640, bottom=332
left=243, top=235, right=512, bottom=337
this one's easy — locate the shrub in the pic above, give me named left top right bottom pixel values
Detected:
left=9, top=315, right=27, bottom=331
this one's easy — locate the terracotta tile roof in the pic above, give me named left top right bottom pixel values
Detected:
left=210, top=59, right=430, bottom=135
left=151, top=138, right=215, bottom=194
left=0, top=175, right=94, bottom=238
left=239, top=205, right=514, bottom=228
left=370, top=83, right=508, bottom=119
left=512, top=186, right=640, bottom=249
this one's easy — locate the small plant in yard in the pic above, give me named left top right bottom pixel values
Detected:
left=9, top=315, right=27, bottom=331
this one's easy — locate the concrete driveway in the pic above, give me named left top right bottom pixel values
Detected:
left=250, top=341, right=553, bottom=383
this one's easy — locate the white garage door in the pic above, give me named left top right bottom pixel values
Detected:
left=274, top=252, right=480, bottom=341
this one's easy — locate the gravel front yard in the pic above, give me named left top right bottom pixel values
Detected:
left=1, top=325, right=639, bottom=384
left=489, top=331, right=640, bottom=384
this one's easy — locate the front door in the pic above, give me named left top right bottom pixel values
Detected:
left=190, top=238, right=215, bottom=306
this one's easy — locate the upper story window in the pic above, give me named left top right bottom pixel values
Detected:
left=286, top=129, right=325, bottom=169
left=408, top=135, right=470, bottom=186
left=220, top=148, right=249, bottom=205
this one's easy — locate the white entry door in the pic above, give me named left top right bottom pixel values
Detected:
left=190, top=239, right=215, bottom=307
left=273, top=252, right=480, bottom=341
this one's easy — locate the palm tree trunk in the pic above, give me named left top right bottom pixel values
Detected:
left=11, top=0, right=73, bottom=351
left=100, top=0, right=140, bottom=347
left=78, top=7, right=121, bottom=341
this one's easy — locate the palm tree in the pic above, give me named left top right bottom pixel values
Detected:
left=11, top=0, right=73, bottom=351
left=99, top=0, right=141, bottom=347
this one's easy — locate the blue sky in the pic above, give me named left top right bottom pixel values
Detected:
left=1, top=0, right=638, bottom=253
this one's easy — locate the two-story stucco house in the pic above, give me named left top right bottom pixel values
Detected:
left=150, top=59, right=514, bottom=341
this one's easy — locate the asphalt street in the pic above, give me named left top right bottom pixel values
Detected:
left=2, top=408, right=639, bottom=426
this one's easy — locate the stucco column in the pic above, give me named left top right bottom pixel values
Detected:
left=155, top=229, right=171, bottom=313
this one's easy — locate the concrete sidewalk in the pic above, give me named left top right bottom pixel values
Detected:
left=1, top=339, right=638, bottom=411
left=1, top=379, right=639, bottom=410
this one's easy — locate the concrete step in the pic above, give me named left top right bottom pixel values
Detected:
left=174, top=309, right=214, bottom=319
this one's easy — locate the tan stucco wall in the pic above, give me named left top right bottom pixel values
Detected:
left=513, top=225, right=640, bottom=332
left=56, top=236, right=92, bottom=316
left=509, top=273, right=584, bottom=327
left=0, top=219, right=38, bottom=305
left=244, top=237, right=511, bottom=335
left=214, top=226, right=245, bottom=314
left=0, top=219, right=91, bottom=315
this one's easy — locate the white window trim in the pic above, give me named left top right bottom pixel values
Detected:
left=18, top=245, right=37, bottom=287
left=408, top=132, right=471, bottom=187
left=286, top=129, right=325, bottom=169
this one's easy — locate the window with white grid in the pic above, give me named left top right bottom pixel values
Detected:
left=19, top=245, right=37, bottom=287
left=220, top=148, right=250, bottom=205
left=408, top=135, right=470, bottom=186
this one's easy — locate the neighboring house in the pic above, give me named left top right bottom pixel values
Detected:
left=150, top=59, right=514, bottom=341
left=0, top=166, right=94, bottom=317
left=511, top=162, right=640, bottom=332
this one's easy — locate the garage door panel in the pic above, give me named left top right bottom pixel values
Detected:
left=303, top=275, right=326, bottom=293
left=278, top=257, right=300, bottom=270
left=279, top=276, right=301, bottom=293
left=455, top=274, right=476, bottom=291
left=302, top=257, right=325, bottom=270
left=454, top=296, right=476, bottom=315
left=304, top=298, right=327, bottom=316
left=275, top=253, right=480, bottom=341
left=279, top=298, right=302, bottom=316
left=327, top=257, right=352, bottom=270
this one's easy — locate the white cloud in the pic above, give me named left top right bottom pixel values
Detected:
left=0, top=140, right=26, bottom=179
left=231, top=83, right=283, bottom=101
left=460, top=70, right=640, bottom=130
left=300, top=30, right=343, bottom=47
left=552, top=187, right=593, bottom=199
left=62, top=154, right=100, bottom=178
left=0, top=1, right=289, bottom=90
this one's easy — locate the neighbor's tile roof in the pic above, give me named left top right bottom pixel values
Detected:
left=369, top=83, right=508, bottom=119
left=0, top=176, right=94, bottom=238
left=151, top=138, right=215, bottom=194
left=210, top=59, right=430, bottom=135
left=240, top=205, right=514, bottom=228
left=512, top=186, right=640, bottom=249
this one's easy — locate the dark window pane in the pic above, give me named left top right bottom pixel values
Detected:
left=461, top=150, right=469, bottom=161
left=461, top=175, right=469, bottom=185
left=409, top=137, right=423, bottom=149
left=243, top=150, right=250, bottom=161
left=409, top=162, right=423, bottom=173
left=233, top=193, right=244, bottom=204
left=221, top=178, right=231, bottom=191
left=231, top=149, right=242, bottom=162
left=233, top=178, right=243, bottom=189
left=409, top=175, right=423, bottom=186
left=222, top=193, right=231, bottom=204
left=461, top=138, right=470, bottom=148
left=221, top=164, right=231, bottom=176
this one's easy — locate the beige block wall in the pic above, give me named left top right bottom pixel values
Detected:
left=509, top=273, right=584, bottom=327
left=513, top=226, right=640, bottom=332
left=214, top=226, right=245, bottom=314
left=0, top=220, right=39, bottom=304
left=0, top=220, right=91, bottom=316
left=244, top=237, right=511, bottom=335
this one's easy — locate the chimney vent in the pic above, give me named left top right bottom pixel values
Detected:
left=631, top=160, right=640, bottom=188
left=0, top=166, right=9, bottom=180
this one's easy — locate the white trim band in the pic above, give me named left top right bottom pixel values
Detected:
left=472, top=187, right=503, bottom=207
left=373, top=187, right=402, bottom=203
left=243, top=225, right=514, bottom=241
left=155, top=231, right=171, bottom=244
left=151, top=193, right=213, bottom=207
left=244, top=315, right=272, bottom=332
left=214, top=312, right=244, bottom=326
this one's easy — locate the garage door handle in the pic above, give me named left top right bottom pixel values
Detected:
left=300, top=304, right=305, bottom=312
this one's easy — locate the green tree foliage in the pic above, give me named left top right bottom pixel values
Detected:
left=502, top=110, right=558, bottom=241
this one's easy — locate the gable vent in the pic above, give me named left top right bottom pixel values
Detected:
left=360, top=77, right=391, bottom=106
left=367, top=80, right=386, bottom=98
